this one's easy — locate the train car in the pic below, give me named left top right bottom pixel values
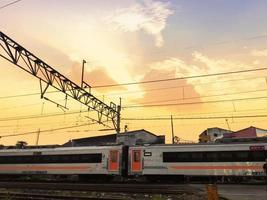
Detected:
left=0, top=142, right=266, bottom=182
left=0, top=145, right=126, bottom=178
left=128, top=142, right=267, bottom=180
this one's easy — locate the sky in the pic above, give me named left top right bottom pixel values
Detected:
left=1, top=0, right=267, bottom=145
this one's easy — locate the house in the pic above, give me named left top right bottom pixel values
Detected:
left=231, top=126, right=267, bottom=138
left=63, top=129, right=165, bottom=147
left=199, top=127, right=233, bottom=143
left=199, top=126, right=267, bottom=143
left=117, top=129, right=165, bottom=146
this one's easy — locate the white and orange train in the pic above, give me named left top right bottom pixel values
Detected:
left=0, top=142, right=266, bottom=181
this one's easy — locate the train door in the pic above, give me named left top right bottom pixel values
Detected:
left=108, top=150, right=119, bottom=172
left=131, top=149, right=142, bottom=172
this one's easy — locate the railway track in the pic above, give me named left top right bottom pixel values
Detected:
left=0, top=181, right=195, bottom=195
left=0, top=190, right=121, bottom=200
left=0, top=181, right=203, bottom=200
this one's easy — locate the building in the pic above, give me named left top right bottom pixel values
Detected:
left=231, top=126, right=267, bottom=138
left=117, top=129, right=165, bottom=146
left=199, top=126, right=267, bottom=143
left=199, top=127, right=233, bottom=143
left=63, top=129, right=165, bottom=147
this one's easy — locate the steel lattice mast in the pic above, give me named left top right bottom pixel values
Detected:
left=0, top=31, right=121, bottom=133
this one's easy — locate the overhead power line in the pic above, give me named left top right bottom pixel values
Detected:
left=0, top=121, right=103, bottom=138
left=134, top=88, right=267, bottom=105
left=93, top=67, right=267, bottom=88
left=161, top=107, right=267, bottom=118
left=0, top=75, right=265, bottom=99
left=122, top=114, right=267, bottom=121
left=123, top=95, right=267, bottom=109
left=0, top=0, right=22, bottom=10
left=0, top=91, right=55, bottom=99
left=0, top=88, right=266, bottom=122
left=2, top=87, right=266, bottom=111
left=95, top=75, right=265, bottom=96
left=0, top=110, right=89, bottom=122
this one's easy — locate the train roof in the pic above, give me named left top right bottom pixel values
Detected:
left=0, top=144, right=123, bottom=153
left=141, top=141, right=267, bottom=148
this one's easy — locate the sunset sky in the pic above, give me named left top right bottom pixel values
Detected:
left=1, top=0, right=267, bottom=145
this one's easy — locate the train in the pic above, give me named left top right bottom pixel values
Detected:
left=0, top=142, right=266, bottom=182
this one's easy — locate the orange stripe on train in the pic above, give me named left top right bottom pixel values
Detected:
left=170, top=165, right=263, bottom=170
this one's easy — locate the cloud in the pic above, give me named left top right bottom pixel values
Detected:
left=253, top=60, right=260, bottom=65
left=192, top=52, right=246, bottom=72
left=66, top=63, right=127, bottom=93
left=251, top=49, right=267, bottom=57
left=108, top=0, right=173, bottom=47
left=148, top=52, right=264, bottom=99
left=135, top=68, right=202, bottom=112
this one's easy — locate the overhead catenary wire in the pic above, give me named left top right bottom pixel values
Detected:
left=1, top=106, right=267, bottom=128
left=126, top=118, right=267, bottom=129
left=132, top=88, right=267, bottom=105
left=0, top=91, right=56, bottom=99
left=123, top=95, right=267, bottom=109
left=0, top=81, right=267, bottom=113
left=93, top=67, right=267, bottom=88
left=1, top=92, right=267, bottom=122
left=143, top=107, right=267, bottom=118
left=1, top=86, right=267, bottom=111
left=2, top=104, right=267, bottom=128
left=0, top=109, right=90, bottom=122
left=122, top=114, right=267, bottom=121
left=0, top=114, right=95, bottom=128
left=0, top=75, right=265, bottom=99
left=95, top=75, right=266, bottom=96
left=0, top=120, right=105, bottom=138
left=0, top=0, right=22, bottom=10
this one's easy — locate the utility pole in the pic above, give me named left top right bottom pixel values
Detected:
left=225, top=119, right=231, bottom=131
left=115, top=98, right=121, bottom=144
left=36, top=128, right=40, bottom=146
left=117, top=98, right=122, bottom=134
left=171, top=115, right=174, bottom=144
left=81, top=60, right=86, bottom=88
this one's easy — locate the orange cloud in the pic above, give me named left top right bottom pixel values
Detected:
left=132, top=68, right=202, bottom=112
left=66, top=62, right=126, bottom=93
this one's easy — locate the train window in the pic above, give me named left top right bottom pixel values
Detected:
left=163, top=152, right=190, bottom=162
left=251, top=151, right=265, bottom=161
left=0, top=153, right=102, bottom=164
left=43, top=156, right=51, bottom=162
left=25, top=156, right=32, bottom=162
left=191, top=152, right=203, bottom=162
left=133, top=151, right=140, bottom=162
left=179, top=152, right=191, bottom=162
left=71, top=155, right=79, bottom=161
left=235, top=151, right=249, bottom=162
left=51, top=155, right=58, bottom=162
left=35, top=156, right=42, bottom=163
left=219, top=152, right=233, bottom=162
left=206, top=152, right=219, bottom=162
left=13, top=157, right=20, bottom=163
left=163, top=152, right=175, bottom=162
